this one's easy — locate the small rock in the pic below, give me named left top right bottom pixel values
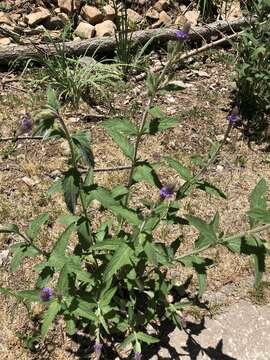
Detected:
left=25, top=7, right=51, bottom=27
left=0, top=12, right=13, bottom=26
left=185, top=10, right=199, bottom=26
left=153, top=0, right=169, bottom=12
left=0, top=37, right=11, bottom=45
left=50, top=170, right=61, bottom=179
left=95, top=20, right=116, bottom=37
left=58, top=0, right=81, bottom=14
left=175, top=14, right=187, bottom=27
left=74, top=22, right=95, bottom=39
left=153, top=10, right=171, bottom=27
left=0, top=250, right=9, bottom=266
left=192, top=70, right=210, bottom=78
left=146, top=7, right=159, bottom=21
left=127, top=8, right=142, bottom=23
left=216, top=134, right=225, bottom=142
left=78, top=56, right=97, bottom=67
left=103, top=4, right=115, bottom=21
left=22, top=176, right=39, bottom=187
left=81, top=5, right=104, bottom=25
left=10, top=13, right=21, bottom=22
left=216, top=165, right=224, bottom=173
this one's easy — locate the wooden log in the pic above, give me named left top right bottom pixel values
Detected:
left=0, top=17, right=254, bottom=65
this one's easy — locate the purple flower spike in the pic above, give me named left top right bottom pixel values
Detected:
left=135, top=352, right=142, bottom=360
left=160, top=184, right=175, bottom=199
left=22, top=116, right=32, bottom=131
left=40, top=287, right=53, bottom=302
left=227, top=114, right=239, bottom=123
left=176, top=30, right=189, bottom=41
left=94, top=343, right=103, bottom=359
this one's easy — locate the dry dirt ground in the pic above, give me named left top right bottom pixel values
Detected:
left=0, top=49, right=269, bottom=359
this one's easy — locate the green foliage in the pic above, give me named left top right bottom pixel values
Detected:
left=235, top=0, right=270, bottom=132
left=1, top=30, right=269, bottom=359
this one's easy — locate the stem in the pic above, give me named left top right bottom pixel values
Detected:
left=176, top=223, right=270, bottom=261
left=17, top=231, right=49, bottom=258
left=56, top=113, right=93, bottom=243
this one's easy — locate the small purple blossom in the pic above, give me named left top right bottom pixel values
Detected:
left=40, top=287, right=53, bottom=302
left=181, top=314, right=188, bottom=328
left=134, top=352, right=142, bottom=360
left=227, top=114, right=239, bottom=123
left=94, top=343, right=103, bottom=359
left=21, top=115, right=32, bottom=131
left=160, top=184, right=175, bottom=199
left=176, top=30, right=189, bottom=41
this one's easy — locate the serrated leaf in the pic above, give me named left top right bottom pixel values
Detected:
left=91, top=240, right=123, bottom=251
left=41, top=300, right=61, bottom=339
left=165, top=157, right=192, bottom=181
left=247, top=209, right=270, bottom=224
left=99, top=287, right=117, bottom=307
left=110, top=205, right=141, bottom=226
left=48, top=178, right=62, bottom=197
left=0, top=224, right=20, bottom=234
left=57, top=263, right=70, bottom=295
left=144, top=242, right=170, bottom=266
left=51, top=223, right=75, bottom=259
left=62, top=168, right=80, bottom=214
left=76, top=216, right=92, bottom=250
left=72, top=131, right=94, bottom=167
left=132, top=161, right=161, bottom=187
left=187, top=215, right=217, bottom=247
left=65, top=318, right=76, bottom=335
left=104, top=243, right=133, bottom=281
left=196, top=181, right=227, bottom=199
left=119, top=333, right=136, bottom=349
left=249, top=178, right=268, bottom=227
left=10, top=244, right=40, bottom=272
left=17, top=290, right=40, bottom=301
left=26, top=213, right=49, bottom=240
left=102, top=118, right=138, bottom=135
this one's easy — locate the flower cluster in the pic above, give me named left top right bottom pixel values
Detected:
left=160, top=184, right=175, bottom=199
left=40, top=287, right=53, bottom=302
left=176, top=21, right=191, bottom=41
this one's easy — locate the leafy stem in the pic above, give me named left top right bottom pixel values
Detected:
left=176, top=223, right=270, bottom=261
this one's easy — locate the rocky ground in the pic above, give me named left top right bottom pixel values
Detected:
left=0, top=0, right=242, bottom=46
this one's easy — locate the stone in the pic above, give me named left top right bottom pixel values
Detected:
left=58, top=0, right=81, bottom=14
left=153, top=0, right=169, bottom=12
left=74, top=22, right=95, bottom=39
left=0, top=12, right=13, bottom=26
left=146, top=7, right=159, bottom=21
left=175, top=14, right=187, bottom=27
left=0, top=37, right=11, bottom=46
left=78, top=56, right=97, bottom=67
left=81, top=5, right=104, bottom=25
left=25, top=7, right=51, bottom=27
left=10, top=13, right=21, bottom=22
left=127, top=8, right=142, bottom=23
left=44, top=16, right=64, bottom=30
left=185, top=10, right=199, bottom=26
left=103, top=4, right=115, bottom=21
left=95, top=20, right=116, bottom=37
left=153, top=10, right=171, bottom=27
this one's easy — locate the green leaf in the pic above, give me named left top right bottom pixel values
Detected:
left=16, top=290, right=40, bottom=302
left=105, top=128, right=134, bottom=160
left=144, top=242, right=170, bottom=266
left=62, top=168, right=80, bottom=214
left=26, top=213, right=50, bottom=240
left=162, top=81, right=187, bottom=92
left=196, top=181, right=227, bottom=199
left=51, top=223, right=75, bottom=259
left=10, top=244, right=40, bottom=272
left=186, top=215, right=217, bottom=247
left=110, top=205, right=141, bottom=226
left=208, top=142, right=221, bottom=160
left=76, top=216, right=92, bottom=250
left=72, top=131, right=94, bottom=167
left=247, top=209, right=270, bottom=224
left=102, top=118, right=138, bottom=135
left=65, top=318, right=76, bottom=335
left=165, top=157, right=192, bottom=181
left=0, top=224, right=19, bottom=234
left=249, top=178, right=268, bottom=227
left=57, top=264, right=70, bottom=296
left=48, top=178, right=62, bottom=197
left=47, top=86, right=59, bottom=112
left=132, top=161, right=161, bottom=187
left=99, top=287, right=117, bottom=307
left=119, top=333, right=136, bottom=349
left=143, top=107, right=179, bottom=134
left=104, top=243, right=133, bottom=281
left=41, top=300, right=61, bottom=339
left=91, top=240, right=123, bottom=251
left=136, top=332, right=159, bottom=344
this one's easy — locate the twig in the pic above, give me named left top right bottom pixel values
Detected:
left=0, top=136, right=43, bottom=142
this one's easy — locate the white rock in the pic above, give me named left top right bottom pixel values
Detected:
left=81, top=5, right=104, bottom=25
left=25, top=7, right=51, bottom=27
left=95, top=20, right=116, bottom=37
left=127, top=8, right=142, bottom=23
left=74, top=22, right=95, bottom=39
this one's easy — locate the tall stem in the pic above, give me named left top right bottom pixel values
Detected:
left=56, top=113, right=93, bottom=243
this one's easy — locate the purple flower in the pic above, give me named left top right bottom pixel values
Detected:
left=135, top=352, right=142, bottom=360
left=160, top=184, right=175, bottom=199
left=21, top=116, right=32, bottom=131
left=227, top=114, right=239, bottom=123
left=40, top=287, right=53, bottom=302
left=94, top=343, right=103, bottom=359
left=176, top=22, right=191, bottom=41
left=181, top=314, right=188, bottom=328
left=176, top=30, right=189, bottom=41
